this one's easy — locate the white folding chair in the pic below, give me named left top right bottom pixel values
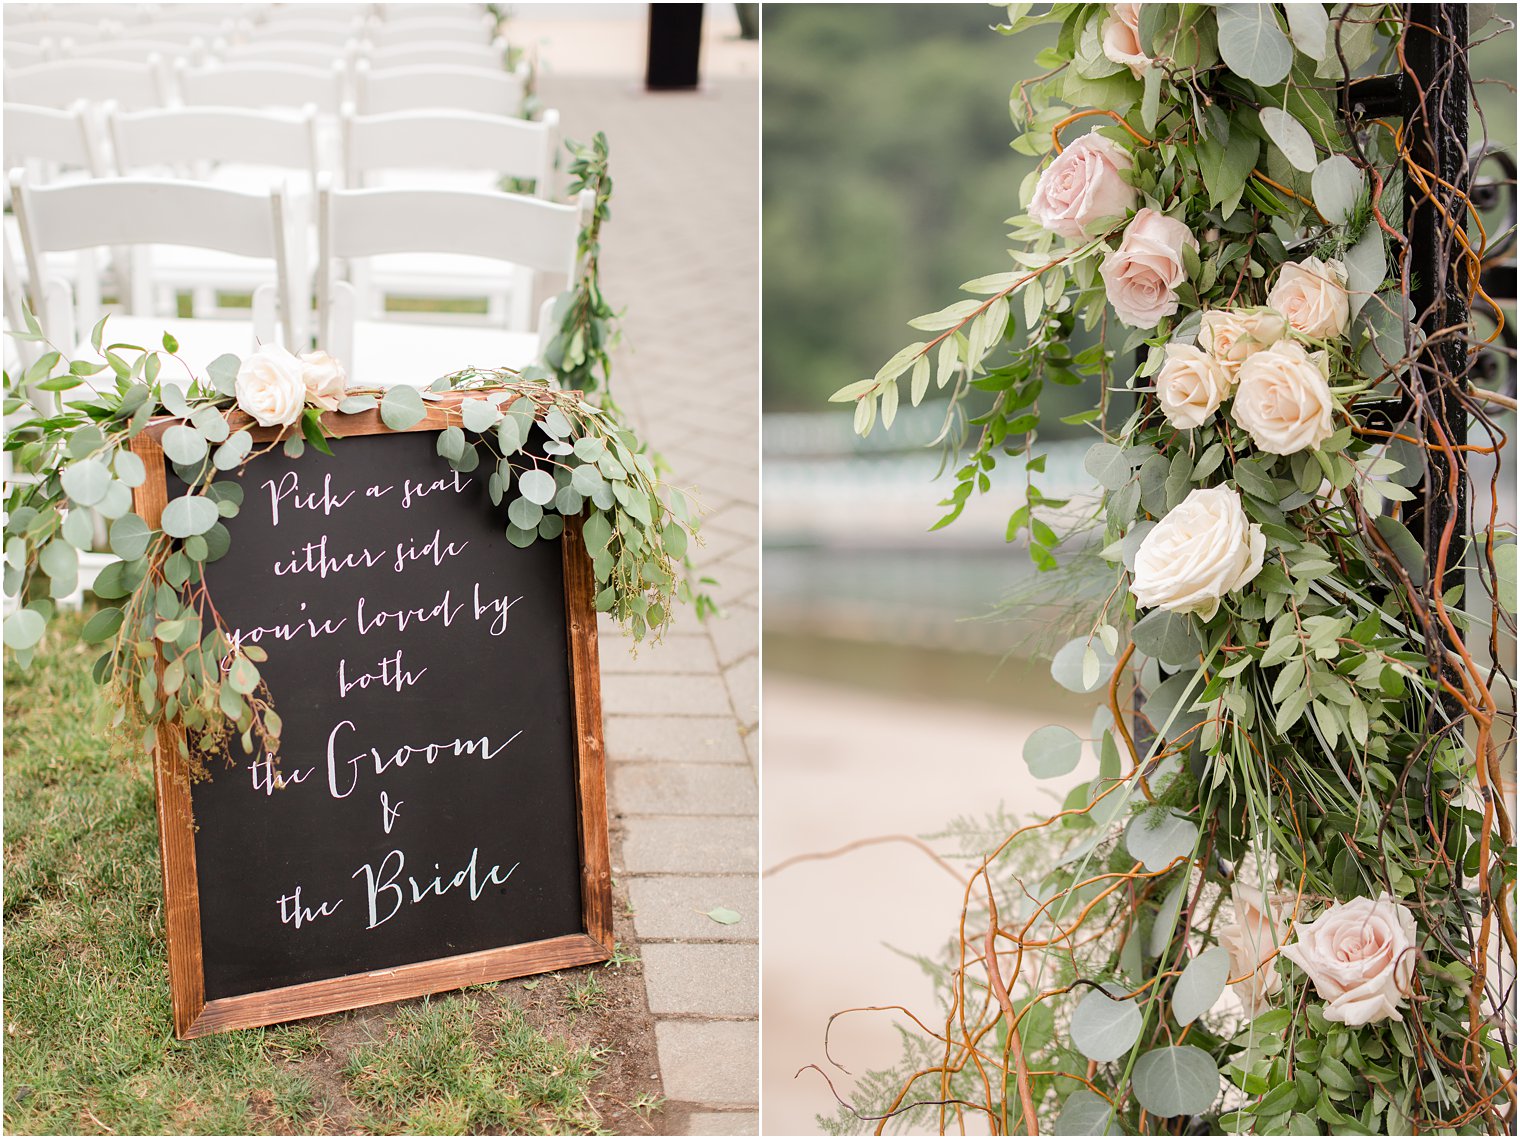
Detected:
left=177, top=60, right=348, bottom=114
left=341, top=107, right=559, bottom=324
left=316, top=182, right=591, bottom=386
left=58, top=38, right=210, bottom=66
left=245, top=15, right=369, bottom=43
left=4, top=101, right=109, bottom=181
left=365, top=38, right=505, bottom=70
left=3, top=40, right=49, bottom=67
left=107, top=105, right=321, bottom=339
left=353, top=61, right=525, bottom=117
left=367, top=12, right=496, bottom=46
left=134, top=17, right=243, bottom=42
left=3, top=19, right=120, bottom=43
left=11, top=173, right=303, bottom=375
left=3, top=59, right=172, bottom=109
left=219, top=39, right=360, bottom=68
left=4, top=102, right=113, bottom=323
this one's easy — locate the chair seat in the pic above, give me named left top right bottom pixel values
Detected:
left=346, top=318, right=539, bottom=388
left=75, top=315, right=263, bottom=383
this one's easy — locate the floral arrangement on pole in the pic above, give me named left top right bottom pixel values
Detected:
left=827, top=4, right=1514, bottom=1135
left=3, top=314, right=702, bottom=769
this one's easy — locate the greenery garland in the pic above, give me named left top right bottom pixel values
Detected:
left=829, top=4, right=1514, bottom=1135
left=3, top=306, right=700, bottom=768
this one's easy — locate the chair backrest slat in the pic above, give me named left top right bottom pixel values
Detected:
left=4, top=59, right=169, bottom=109
left=355, top=61, right=523, bottom=117
left=342, top=107, right=556, bottom=193
left=110, top=105, right=321, bottom=180
left=321, top=185, right=581, bottom=273
left=178, top=61, right=346, bottom=113
left=14, top=176, right=281, bottom=258
left=366, top=38, right=502, bottom=69
left=3, top=102, right=105, bottom=175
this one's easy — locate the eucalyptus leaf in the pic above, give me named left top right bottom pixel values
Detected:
left=1069, top=986, right=1142, bottom=1063
left=1215, top=4, right=1292, bottom=86
left=61, top=509, right=96, bottom=550
left=1023, top=724, right=1083, bottom=779
left=1131, top=609, right=1201, bottom=668
left=1125, top=808, right=1197, bottom=873
left=1172, top=946, right=1231, bottom=1025
left=461, top=398, right=500, bottom=433
left=1054, top=1090, right=1123, bottom=1136
left=1084, top=441, right=1131, bottom=491
left=1052, top=637, right=1114, bottom=693
left=207, top=353, right=241, bottom=397
left=1311, top=155, right=1363, bottom=226
left=379, top=385, right=427, bottom=431
left=114, top=450, right=147, bottom=487
left=161, top=495, right=220, bottom=539
left=214, top=430, right=253, bottom=471
left=518, top=469, right=556, bottom=506
left=191, top=405, right=231, bottom=443
left=507, top=496, right=544, bottom=530
left=60, top=460, right=111, bottom=507
left=1284, top=1, right=1328, bottom=59
left=161, top=424, right=209, bottom=466
left=1131, top=1045, right=1220, bottom=1118
left=1259, top=108, right=1316, bottom=172
left=108, top=515, right=152, bottom=561
left=3, top=608, right=46, bottom=650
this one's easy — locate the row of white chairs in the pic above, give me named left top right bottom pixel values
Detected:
left=5, top=8, right=498, bottom=46
left=7, top=100, right=561, bottom=332
left=9, top=172, right=593, bottom=393
left=4, top=57, right=529, bottom=117
left=5, top=34, right=510, bottom=72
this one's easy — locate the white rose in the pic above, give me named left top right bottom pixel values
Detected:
left=1100, top=2, right=1149, bottom=76
left=234, top=344, right=306, bottom=428
left=1232, top=341, right=1336, bottom=455
left=1131, top=485, right=1265, bottom=620
left=1216, top=848, right=1293, bottom=1019
left=1028, top=129, right=1138, bottom=240
left=299, top=350, right=347, bottom=411
left=1100, top=208, right=1198, bottom=329
left=1266, top=257, right=1350, bottom=339
left=1155, top=343, right=1232, bottom=429
left=1198, top=307, right=1289, bottom=378
left=1280, top=894, right=1418, bottom=1026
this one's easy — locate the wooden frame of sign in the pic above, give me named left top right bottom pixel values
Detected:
left=129, top=390, right=612, bottom=1039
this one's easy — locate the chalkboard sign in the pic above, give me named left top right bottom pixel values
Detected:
left=130, top=392, right=611, bottom=1039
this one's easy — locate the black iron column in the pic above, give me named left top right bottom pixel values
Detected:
left=1401, top=3, right=1471, bottom=600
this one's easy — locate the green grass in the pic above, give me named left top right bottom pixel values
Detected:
left=4, top=613, right=320, bottom=1135
left=2, top=614, right=620, bottom=1136
left=343, top=1001, right=604, bottom=1135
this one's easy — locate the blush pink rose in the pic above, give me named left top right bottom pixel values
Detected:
left=1267, top=256, right=1351, bottom=339
left=1101, top=3, right=1150, bottom=76
left=1099, top=208, right=1198, bottom=328
left=1280, top=894, right=1418, bottom=1026
left=1028, top=130, right=1138, bottom=239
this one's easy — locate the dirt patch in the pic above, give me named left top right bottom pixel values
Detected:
left=271, top=819, right=668, bottom=1135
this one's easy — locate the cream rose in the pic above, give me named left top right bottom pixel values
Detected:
left=1267, top=257, right=1350, bottom=339
left=1130, top=485, right=1265, bottom=619
left=1155, top=343, right=1232, bottom=429
left=1028, top=129, right=1137, bottom=239
left=1232, top=341, right=1336, bottom=455
left=1099, top=208, right=1198, bottom=328
left=234, top=343, right=306, bottom=428
left=1198, top=307, right=1289, bottom=378
left=1100, top=2, right=1149, bottom=76
left=299, top=350, right=347, bottom=411
left=1209, top=875, right=1295, bottom=1015
left=1280, top=894, right=1418, bottom=1026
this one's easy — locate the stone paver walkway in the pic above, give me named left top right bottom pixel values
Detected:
left=532, top=27, right=759, bottom=1137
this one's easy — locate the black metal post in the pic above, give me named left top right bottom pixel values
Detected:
left=1401, top=3, right=1470, bottom=600
left=645, top=4, right=704, bottom=91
